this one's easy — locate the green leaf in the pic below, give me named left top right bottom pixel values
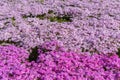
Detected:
left=28, top=46, right=39, bottom=62
left=36, top=14, right=46, bottom=19
left=117, top=48, right=120, bottom=57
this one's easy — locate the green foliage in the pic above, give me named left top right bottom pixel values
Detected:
left=50, top=15, right=72, bottom=23
left=22, top=13, right=46, bottom=19
left=39, top=0, right=44, bottom=3
left=0, top=39, right=21, bottom=46
left=36, top=13, right=46, bottom=19
left=48, top=10, right=54, bottom=14
left=117, top=48, right=120, bottom=57
left=11, top=17, right=16, bottom=26
left=22, top=13, right=72, bottom=23
left=28, top=46, right=39, bottom=62
left=22, top=14, right=35, bottom=18
left=11, top=17, right=15, bottom=21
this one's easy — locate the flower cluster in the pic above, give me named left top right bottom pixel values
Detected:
left=0, top=44, right=120, bottom=80
left=0, top=0, right=120, bottom=79
left=34, top=45, right=120, bottom=80
left=0, top=0, right=120, bottom=53
left=0, top=45, right=38, bottom=80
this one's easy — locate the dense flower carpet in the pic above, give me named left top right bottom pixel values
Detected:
left=0, top=0, right=120, bottom=80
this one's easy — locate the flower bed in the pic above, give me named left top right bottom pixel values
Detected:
left=0, top=44, right=120, bottom=80
left=0, top=0, right=120, bottom=53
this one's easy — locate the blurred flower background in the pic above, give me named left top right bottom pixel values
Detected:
left=0, top=0, right=120, bottom=53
